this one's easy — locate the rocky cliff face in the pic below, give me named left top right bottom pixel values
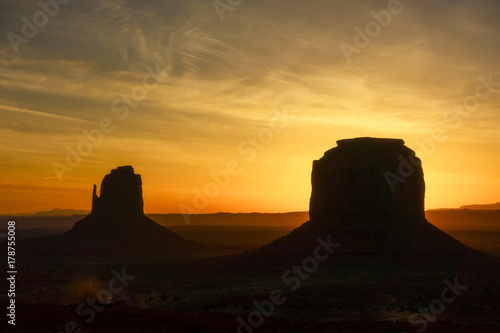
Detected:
left=92, top=165, right=144, bottom=215
left=309, top=138, right=425, bottom=223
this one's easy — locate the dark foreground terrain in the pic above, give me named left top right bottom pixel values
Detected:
left=1, top=236, right=500, bottom=332
left=1, top=211, right=500, bottom=332
left=3, top=253, right=500, bottom=333
left=4, top=210, right=500, bottom=255
left=7, top=303, right=500, bottom=333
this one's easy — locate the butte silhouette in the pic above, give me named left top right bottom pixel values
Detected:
left=27, top=166, right=201, bottom=255
left=247, top=137, right=470, bottom=264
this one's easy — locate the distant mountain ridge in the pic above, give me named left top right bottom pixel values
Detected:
left=4, top=203, right=499, bottom=231
left=426, top=209, right=500, bottom=231
left=1, top=208, right=90, bottom=217
left=5, top=210, right=499, bottom=235
left=148, top=212, right=309, bottom=227
left=8, top=201, right=499, bottom=218
left=33, top=208, right=90, bottom=216
left=459, top=202, right=500, bottom=210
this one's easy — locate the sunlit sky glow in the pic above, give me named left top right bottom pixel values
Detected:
left=1, top=0, right=499, bottom=214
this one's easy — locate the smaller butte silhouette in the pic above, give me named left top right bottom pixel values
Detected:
left=64, top=166, right=200, bottom=252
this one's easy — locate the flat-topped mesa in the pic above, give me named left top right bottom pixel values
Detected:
left=309, top=137, right=425, bottom=222
left=91, top=165, right=144, bottom=215
left=62, top=165, right=202, bottom=251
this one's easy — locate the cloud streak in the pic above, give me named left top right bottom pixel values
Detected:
left=0, top=104, right=89, bottom=123
left=0, top=0, right=499, bottom=213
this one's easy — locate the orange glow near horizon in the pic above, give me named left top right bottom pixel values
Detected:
left=1, top=2, right=500, bottom=215
left=2, top=146, right=500, bottom=215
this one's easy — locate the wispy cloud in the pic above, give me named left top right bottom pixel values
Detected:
left=0, top=104, right=89, bottom=123
left=0, top=0, right=499, bottom=213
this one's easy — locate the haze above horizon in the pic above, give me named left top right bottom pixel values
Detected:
left=1, top=0, right=500, bottom=215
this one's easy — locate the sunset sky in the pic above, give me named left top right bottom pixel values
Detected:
left=1, top=0, right=499, bottom=215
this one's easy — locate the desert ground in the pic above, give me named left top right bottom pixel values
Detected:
left=1, top=211, right=500, bottom=332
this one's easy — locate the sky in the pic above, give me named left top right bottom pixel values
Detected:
left=0, top=0, right=499, bottom=215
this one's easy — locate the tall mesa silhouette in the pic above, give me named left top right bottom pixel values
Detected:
left=250, top=137, right=469, bottom=263
left=60, top=166, right=201, bottom=252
